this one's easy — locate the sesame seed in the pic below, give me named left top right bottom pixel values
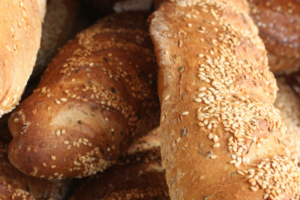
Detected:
left=51, top=156, right=56, bottom=160
left=165, top=94, right=170, bottom=100
left=182, top=111, right=189, bottom=115
left=211, top=155, right=217, bottom=159
left=55, top=99, right=61, bottom=104
left=51, top=165, right=56, bottom=169
left=213, top=143, right=220, bottom=148
left=60, top=98, right=67, bottom=102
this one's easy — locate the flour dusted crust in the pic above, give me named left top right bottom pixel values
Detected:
left=0, top=0, right=42, bottom=116
left=8, top=12, right=160, bottom=179
left=150, top=0, right=300, bottom=199
left=274, top=77, right=300, bottom=162
left=248, top=0, right=300, bottom=75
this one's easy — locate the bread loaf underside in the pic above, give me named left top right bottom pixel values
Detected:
left=150, top=0, right=300, bottom=199
left=8, top=12, right=160, bottom=179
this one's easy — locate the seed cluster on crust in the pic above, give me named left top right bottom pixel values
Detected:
left=274, top=77, right=300, bottom=162
left=239, top=156, right=300, bottom=200
left=8, top=12, right=160, bottom=179
left=151, top=0, right=300, bottom=199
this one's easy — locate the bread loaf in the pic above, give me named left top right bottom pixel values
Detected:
left=0, top=0, right=42, bottom=116
left=149, top=0, right=300, bottom=199
left=0, top=141, right=71, bottom=200
left=8, top=12, right=160, bottom=179
left=32, top=0, right=80, bottom=78
left=69, top=147, right=169, bottom=200
left=275, top=77, right=300, bottom=162
left=38, top=0, right=47, bottom=20
left=248, top=0, right=300, bottom=75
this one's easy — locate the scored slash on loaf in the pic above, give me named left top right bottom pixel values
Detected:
left=7, top=12, right=160, bottom=179
left=149, top=0, right=300, bottom=199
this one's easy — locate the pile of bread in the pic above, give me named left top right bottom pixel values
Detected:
left=1, top=0, right=300, bottom=199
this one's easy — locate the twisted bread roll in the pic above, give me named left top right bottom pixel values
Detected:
left=275, top=77, right=300, bottom=162
left=8, top=12, right=160, bottom=179
left=248, top=0, right=300, bottom=75
left=32, top=0, right=80, bottom=78
left=0, top=0, right=42, bottom=116
left=149, top=0, right=300, bottom=199
left=70, top=147, right=169, bottom=200
left=0, top=141, right=70, bottom=200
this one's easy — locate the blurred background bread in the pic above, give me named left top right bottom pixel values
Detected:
left=274, top=77, right=300, bottom=162
left=32, top=0, right=80, bottom=78
left=248, top=0, right=300, bottom=75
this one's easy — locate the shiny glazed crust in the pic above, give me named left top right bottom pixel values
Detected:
left=8, top=12, right=160, bottom=179
left=150, top=0, right=300, bottom=199
left=0, top=142, right=70, bottom=200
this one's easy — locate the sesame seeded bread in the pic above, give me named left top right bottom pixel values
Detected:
left=0, top=0, right=42, bottom=116
left=31, top=0, right=80, bottom=78
left=274, top=77, right=300, bottom=162
left=248, top=0, right=300, bottom=75
left=149, top=0, right=300, bottom=199
left=0, top=141, right=71, bottom=200
left=7, top=12, right=160, bottom=179
left=69, top=147, right=169, bottom=200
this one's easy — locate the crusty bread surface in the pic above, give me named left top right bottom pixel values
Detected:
left=8, top=12, right=160, bottom=179
left=149, top=0, right=300, bottom=199
left=0, top=0, right=42, bottom=116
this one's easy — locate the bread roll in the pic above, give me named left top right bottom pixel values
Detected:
left=0, top=141, right=71, bottom=200
left=69, top=147, right=169, bottom=200
left=0, top=0, right=42, bottom=116
left=8, top=12, right=160, bottom=179
left=275, top=77, right=300, bottom=162
left=32, top=0, right=80, bottom=78
left=149, top=0, right=300, bottom=199
left=248, top=0, right=300, bottom=75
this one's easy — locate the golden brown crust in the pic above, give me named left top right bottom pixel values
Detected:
left=248, top=0, right=300, bottom=75
left=0, top=141, right=70, bottom=200
left=8, top=12, right=160, bottom=179
left=0, top=0, right=42, bottom=116
left=32, top=0, right=80, bottom=78
left=150, top=0, right=300, bottom=199
left=69, top=148, right=169, bottom=200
